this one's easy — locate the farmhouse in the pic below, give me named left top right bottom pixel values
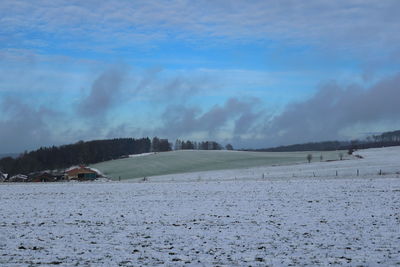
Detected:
left=8, top=174, right=28, bottom=182
left=30, top=172, right=64, bottom=182
left=65, top=166, right=99, bottom=181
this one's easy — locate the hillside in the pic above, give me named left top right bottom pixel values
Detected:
left=254, top=129, right=400, bottom=152
left=90, top=149, right=347, bottom=180
left=147, top=146, right=400, bottom=183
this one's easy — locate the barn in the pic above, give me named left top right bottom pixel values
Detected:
left=30, top=172, right=64, bottom=182
left=8, top=174, right=28, bottom=182
left=65, top=166, right=99, bottom=181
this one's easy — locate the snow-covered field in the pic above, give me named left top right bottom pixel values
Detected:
left=91, top=149, right=349, bottom=180
left=146, top=146, right=400, bottom=183
left=1, top=147, right=399, bottom=266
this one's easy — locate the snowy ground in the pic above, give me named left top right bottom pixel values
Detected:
left=128, top=152, right=157, bottom=158
left=145, top=146, right=400, bottom=183
left=0, top=147, right=399, bottom=266
left=91, top=149, right=350, bottom=180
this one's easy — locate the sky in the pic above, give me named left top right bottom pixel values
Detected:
left=1, top=0, right=400, bottom=153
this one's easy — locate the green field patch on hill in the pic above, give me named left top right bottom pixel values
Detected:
left=90, top=150, right=347, bottom=180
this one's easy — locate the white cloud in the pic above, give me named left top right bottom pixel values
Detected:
left=1, top=0, right=399, bottom=54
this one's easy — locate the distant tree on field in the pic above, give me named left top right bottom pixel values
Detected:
left=174, top=139, right=182, bottom=150
left=158, top=139, right=171, bottom=152
left=339, top=152, right=344, bottom=160
left=307, top=154, right=312, bottom=163
left=225, top=144, right=234, bottom=150
left=151, top=137, right=160, bottom=152
left=319, top=154, right=323, bottom=162
left=182, top=140, right=194, bottom=150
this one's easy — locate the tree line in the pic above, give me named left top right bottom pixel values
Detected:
left=0, top=138, right=152, bottom=175
left=0, top=137, right=225, bottom=176
left=250, top=130, right=400, bottom=152
left=174, top=139, right=225, bottom=150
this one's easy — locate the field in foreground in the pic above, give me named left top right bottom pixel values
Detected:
left=1, top=147, right=399, bottom=266
left=90, top=149, right=347, bottom=180
left=1, top=177, right=399, bottom=266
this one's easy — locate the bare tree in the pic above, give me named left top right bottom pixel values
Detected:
left=339, top=153, right=343, bottom=160
left=307, top=154, right=312, bottom=163
left=348, top=148, right=354, bottom=155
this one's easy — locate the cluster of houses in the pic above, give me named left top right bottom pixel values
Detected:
left=0, top=166, right=103, bottom=183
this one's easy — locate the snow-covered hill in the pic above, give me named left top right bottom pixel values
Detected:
left=146, top=146, right=400, bottom=182
left=0, top=146, right=399, bottom=265
left=91, top=149, right=350, bottom=180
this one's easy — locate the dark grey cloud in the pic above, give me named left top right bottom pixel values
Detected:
left=147, top=74, right=213, bottom=104
left=0, top=97, right=56, bottom=153
left=134, top=67, right=163, bottom=93
left=2, top=71, right=399, bottom=152
left=262, top=72, right=400, bottom=146
left=157, top=97, right=262, bottom=139
left=233, top=111, right=263, bottom=136
left=69, top=66, right=211, bottom=143
left=77, top=66, right=127, bottom=118
left=104, top=124, right=144, bottom=140
left=159, top=77, right=200, bottom=101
